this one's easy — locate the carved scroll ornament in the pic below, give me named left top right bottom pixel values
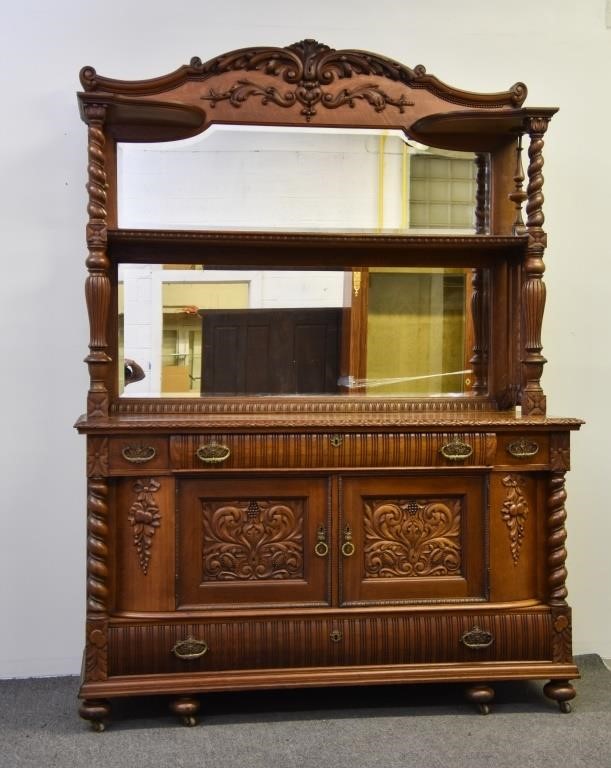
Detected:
left=364, top=498, right=461, bottom=578
left=202, top=499, right=304, bottom=581
left=200, top=40, right=414, bottom=122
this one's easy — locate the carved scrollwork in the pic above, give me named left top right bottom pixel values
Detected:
left=202, top=499, right=304, bottom=580
left=364, top=498, right=461, bottom=578
left=500, top=474, right=529, bottom=565
left=198, top=39, right=432, bottom=121
left=128, top=479, right=161, bottom=575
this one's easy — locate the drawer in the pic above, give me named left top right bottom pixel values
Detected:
left=108, top=437, right=169, bottom=473
left=170, top=432, right=496, bottom=470
left=495, top=434, right=549, bottom=466
left=107, top=610, right=553, bottom=676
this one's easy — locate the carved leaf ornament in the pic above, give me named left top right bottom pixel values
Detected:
left=202, top=499, right=304, bottom=580
left=128, top=479, right=161, bottom=574
left=364, top=498, right=461, bottom=578
left=501, top=474, right=528, bottom=565
left=199, top=39, right=414, bottom=122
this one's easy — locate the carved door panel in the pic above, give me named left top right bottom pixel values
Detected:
left=340, top=475, right=487, bottom=605
left=177, top=476, right=330, bottom=608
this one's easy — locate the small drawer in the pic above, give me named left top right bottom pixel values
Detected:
left=496, top=434, right=549, bottom=466
left=109, top=437, right=169, bottom=473
left=107, top=610, right=553, bottom=677
left=170, top=432, right=496, bottom=470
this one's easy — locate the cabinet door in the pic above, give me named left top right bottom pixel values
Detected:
left=177, top=476, right=330, bottom=608
left=340, top=475, right=486, bottom=605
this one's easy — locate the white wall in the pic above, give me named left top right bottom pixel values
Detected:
left=1, top=0, right=609, bottom=677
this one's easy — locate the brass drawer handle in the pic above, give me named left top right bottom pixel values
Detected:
left=196, top=443, right=231, bottom=464
left=341, top=524, right=355, bottom=557
left=314, top=524, right=329, bottom=557
left=121, top=444, right=157, bottom=464
left=440, top=440, right=473, bottom=461
left=172, top=637, right=209, bottom=660
left=460, top=626, right=494, bottom=650
left=506, top=438, right=540, bottom=459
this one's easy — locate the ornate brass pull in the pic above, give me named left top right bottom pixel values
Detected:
left=330, top=630, right=343, bottom=642
left=341, top=524, right=355, bottom=557
left=329, top=435, right=343, bottom=448
left=196, top=443, right=231, bottom=464
left=506, top=438, right=540, bottom=459
left=172, top=637, right=209, bottom=660
left=460, top=626, right=494, bottom=650
left=314, top=524, right=329, bottom=557
left=440, top=439, right=473, bottom=461
left=121, top=444, right=157, bottom=464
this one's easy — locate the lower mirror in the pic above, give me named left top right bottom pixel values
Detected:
left=118, top=265, right=484, bottom=398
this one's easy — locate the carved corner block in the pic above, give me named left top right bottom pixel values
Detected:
left=87, top=438, right=109, bottom=478
left=551, top=607, right=573, bottom=664
left=550, top=433, right=571, bottom=471
left=521, top=391, right=546, bottom=416
left=85, top=620, right=108, bottom=682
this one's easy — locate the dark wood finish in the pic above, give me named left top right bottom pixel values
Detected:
left=76, top=42, right=581, bottom=727
left=201, top=308, right=341, bottom=395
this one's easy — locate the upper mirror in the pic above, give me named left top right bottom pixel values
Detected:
left=118, top=126, right=477, bottom=233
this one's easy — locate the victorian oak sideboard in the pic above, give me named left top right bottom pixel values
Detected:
left=76, top=41, right=582, bottom=730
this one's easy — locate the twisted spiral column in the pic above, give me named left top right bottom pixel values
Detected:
left=547, top=472, right=568, bottom=606
left=521, top=116, right=551, bottom=415
left=87, top=479, right=109, bottom=613
left=84, top=104, right=111, bottom=418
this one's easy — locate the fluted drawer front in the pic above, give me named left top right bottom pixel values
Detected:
left=170, top=432, right=496, bottom=470
left=108, top=610, right=552, bottom=676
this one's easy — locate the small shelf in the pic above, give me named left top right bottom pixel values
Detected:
left=108, top=228, right=528, bottom=267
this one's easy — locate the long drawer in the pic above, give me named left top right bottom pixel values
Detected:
left=170, top=432, right=496, bottom=470
left=108, top=610, right=553, bottom=676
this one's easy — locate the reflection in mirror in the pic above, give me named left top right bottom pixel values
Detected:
left=118, top=265, right=481, bottom=398
left=118, top=126, right=477, bottom=233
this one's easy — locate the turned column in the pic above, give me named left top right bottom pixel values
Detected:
left=469, top=153, right=489, bottom=395
left=83, top=103, right=112, bottom=419
left=521, top=114, right=552, bottom=415
left=81, top=440, right=111, bottom=730
left=544, top=433, right=576, bottom=712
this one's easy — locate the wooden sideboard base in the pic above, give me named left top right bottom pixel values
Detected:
left=80, top=660, right=579, bottom=699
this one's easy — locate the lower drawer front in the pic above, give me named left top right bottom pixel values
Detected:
left=108, top=611, right=553, bottom=676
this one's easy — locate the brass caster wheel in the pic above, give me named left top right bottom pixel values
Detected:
left=79, top=699, right=110, bottom=732
left=543, top=680, right=575, bottom=713
left=465, top=684, right=494, bottom=715
left=170, top=696, right=200, bottom=726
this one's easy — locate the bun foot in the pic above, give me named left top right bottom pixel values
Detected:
left=465, top=684, right=494, bottom=715
left=169, top=696, right=200, bottom=726
left=544, top=680, right=576, bottom=713
left=79, top=699, right=110, bottom=732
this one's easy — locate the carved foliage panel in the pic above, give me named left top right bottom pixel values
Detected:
left=364, top=497, right=462, bottom=579
left=202, top=498, right=304, bottom=581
